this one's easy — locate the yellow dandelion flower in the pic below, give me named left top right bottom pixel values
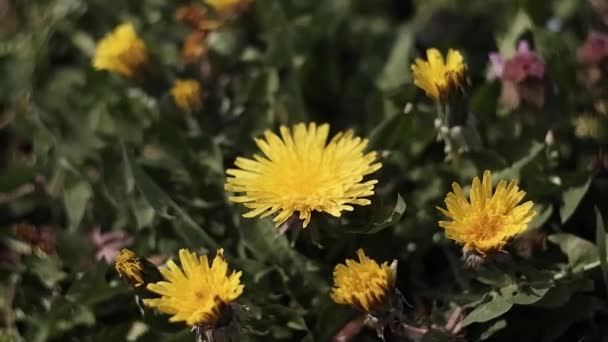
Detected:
left=144, top=248, right=244, bottom=327
left=225, top=122, right=382, bottom=228
left=205, top=0, right=251, bottom=17
left=93, top=23, right=149, bottom=78
left=171, top=79, right=203, bottom=112
left=331, top=249, right=396, bottom=313
left=437, top=170, right=536, bottom=254
left=115, top=248, right=144, bottom=287
left=411, top=48, right=467, bottom=101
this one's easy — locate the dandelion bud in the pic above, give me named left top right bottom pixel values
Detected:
left=331, top=249, right=397, bottom=315
left=92, top=23, right=149, bottom=78
left=171, top=79, right=203, bottom=112
left=411, top=48, right=468, bottom=103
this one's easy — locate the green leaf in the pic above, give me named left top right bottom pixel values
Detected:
left=596, top=207, right=608, bottom=297
left=533, top=277, right=594, bottom=308
left=497, top=10, right=533, bottom=55
left=548, top=233, right=599, bottom=273
left=477, top=319, right=507, bottom=341
left=528, top=204, right=553, bottom=230
left=493, top=141, right=544, bottom=182
left=66, top=263, right=128, bottom=306
left=0, top=166, right=34, bottom=193
left=461, top=297, right=512, bottom=327
left=131, top=195, right=155, bottom=229
left=63, top=179, right=92, bottom=231
left=28, top=254, right=67, bottom=288
left=121, top=145, right=218, bottom=249
left=559, top=175, right=591, bottom=224
left=498, top=283, right=550, bottom=305
left=345, top=194, right=406, bottom=234
left=376, top=24, right=413, bottom=91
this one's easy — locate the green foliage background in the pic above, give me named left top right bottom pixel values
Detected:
left=1, top=0, right=608, bottom=341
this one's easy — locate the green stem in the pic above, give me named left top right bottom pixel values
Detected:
left=553, top=260, right=601, bottom=281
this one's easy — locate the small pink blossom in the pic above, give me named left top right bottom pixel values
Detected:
left=488, top=41, right=546, bottom=109
left=89, top=228, right=133, bottom=263
left=490, top=41, right=545, bottom=82
left=577, top=32, right=608, bottom=66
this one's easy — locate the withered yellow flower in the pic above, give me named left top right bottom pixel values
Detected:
left=437, top=170, right=536, bottom=254
left=144, top=249, right=243, bottom=327
left=225, top=122, right=382, bottom=228
left=411, top=48, right=467, bottom=101
left=331, top=249, right=396, bottom=313
left=171, top=79, right=203, bottom=112
left=115, top=248, right=144, bottom=287
left=93, top=23, right=149, bottom=78
left=205, top=0, right=251, bottom=17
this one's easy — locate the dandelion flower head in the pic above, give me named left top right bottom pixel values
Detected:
left=225, top=122, right=382, bottom=228
left=331, top=249, right=396, bottom=313
left=115, top=248, right=144, bottom=287
left=411, top=48, right=467, bottom=100
left=93, top=23, right=149, bottom=78
left=144, top=249, right=243, bottom=327
left=171, top=79, right=203, bottom=112
left=437, top=170, right=536, bottom=254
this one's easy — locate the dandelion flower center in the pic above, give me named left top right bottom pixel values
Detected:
left=225, top=122, right=382, bottom=228
left=437, top=170, right=536, bottom=254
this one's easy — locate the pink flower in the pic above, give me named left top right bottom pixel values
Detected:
left=89, top=228, right=133, bottom=263
left=577, top=32, right=608, bottom=66
left=490, top=41, right=545, bottom=82
left=488, top=41, right=546, bottom=109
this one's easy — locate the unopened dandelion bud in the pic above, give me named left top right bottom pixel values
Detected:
left=171, top=79, right=203, bottom=112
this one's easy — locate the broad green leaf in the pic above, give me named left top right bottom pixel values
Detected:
left=498, top=283, right=550, bottom=305
left=596, top=207, right=608, bottom=297
left=478, top=319, right=507, bottom=341
left=548, top=233, right=599, bottom=273
left=376, top=24, right=413, bottom=91
left=66, top=263, right=127, bottom=306
left=461, top=297, right=512, bottom=327
left=493, top=141, right=544, bottom=182
left=0, top=166, right=34, bottom=193
left=533, top=277, right=594, bottom=308
left=527, top=204, right=553, bottom=230
left=28, top=254, right=67, bottom=288
left=559, top=175, right=591, bottom=224
left=121, top=145, right=218, bottom=249
left=63, top=179, right=92, bottom=231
